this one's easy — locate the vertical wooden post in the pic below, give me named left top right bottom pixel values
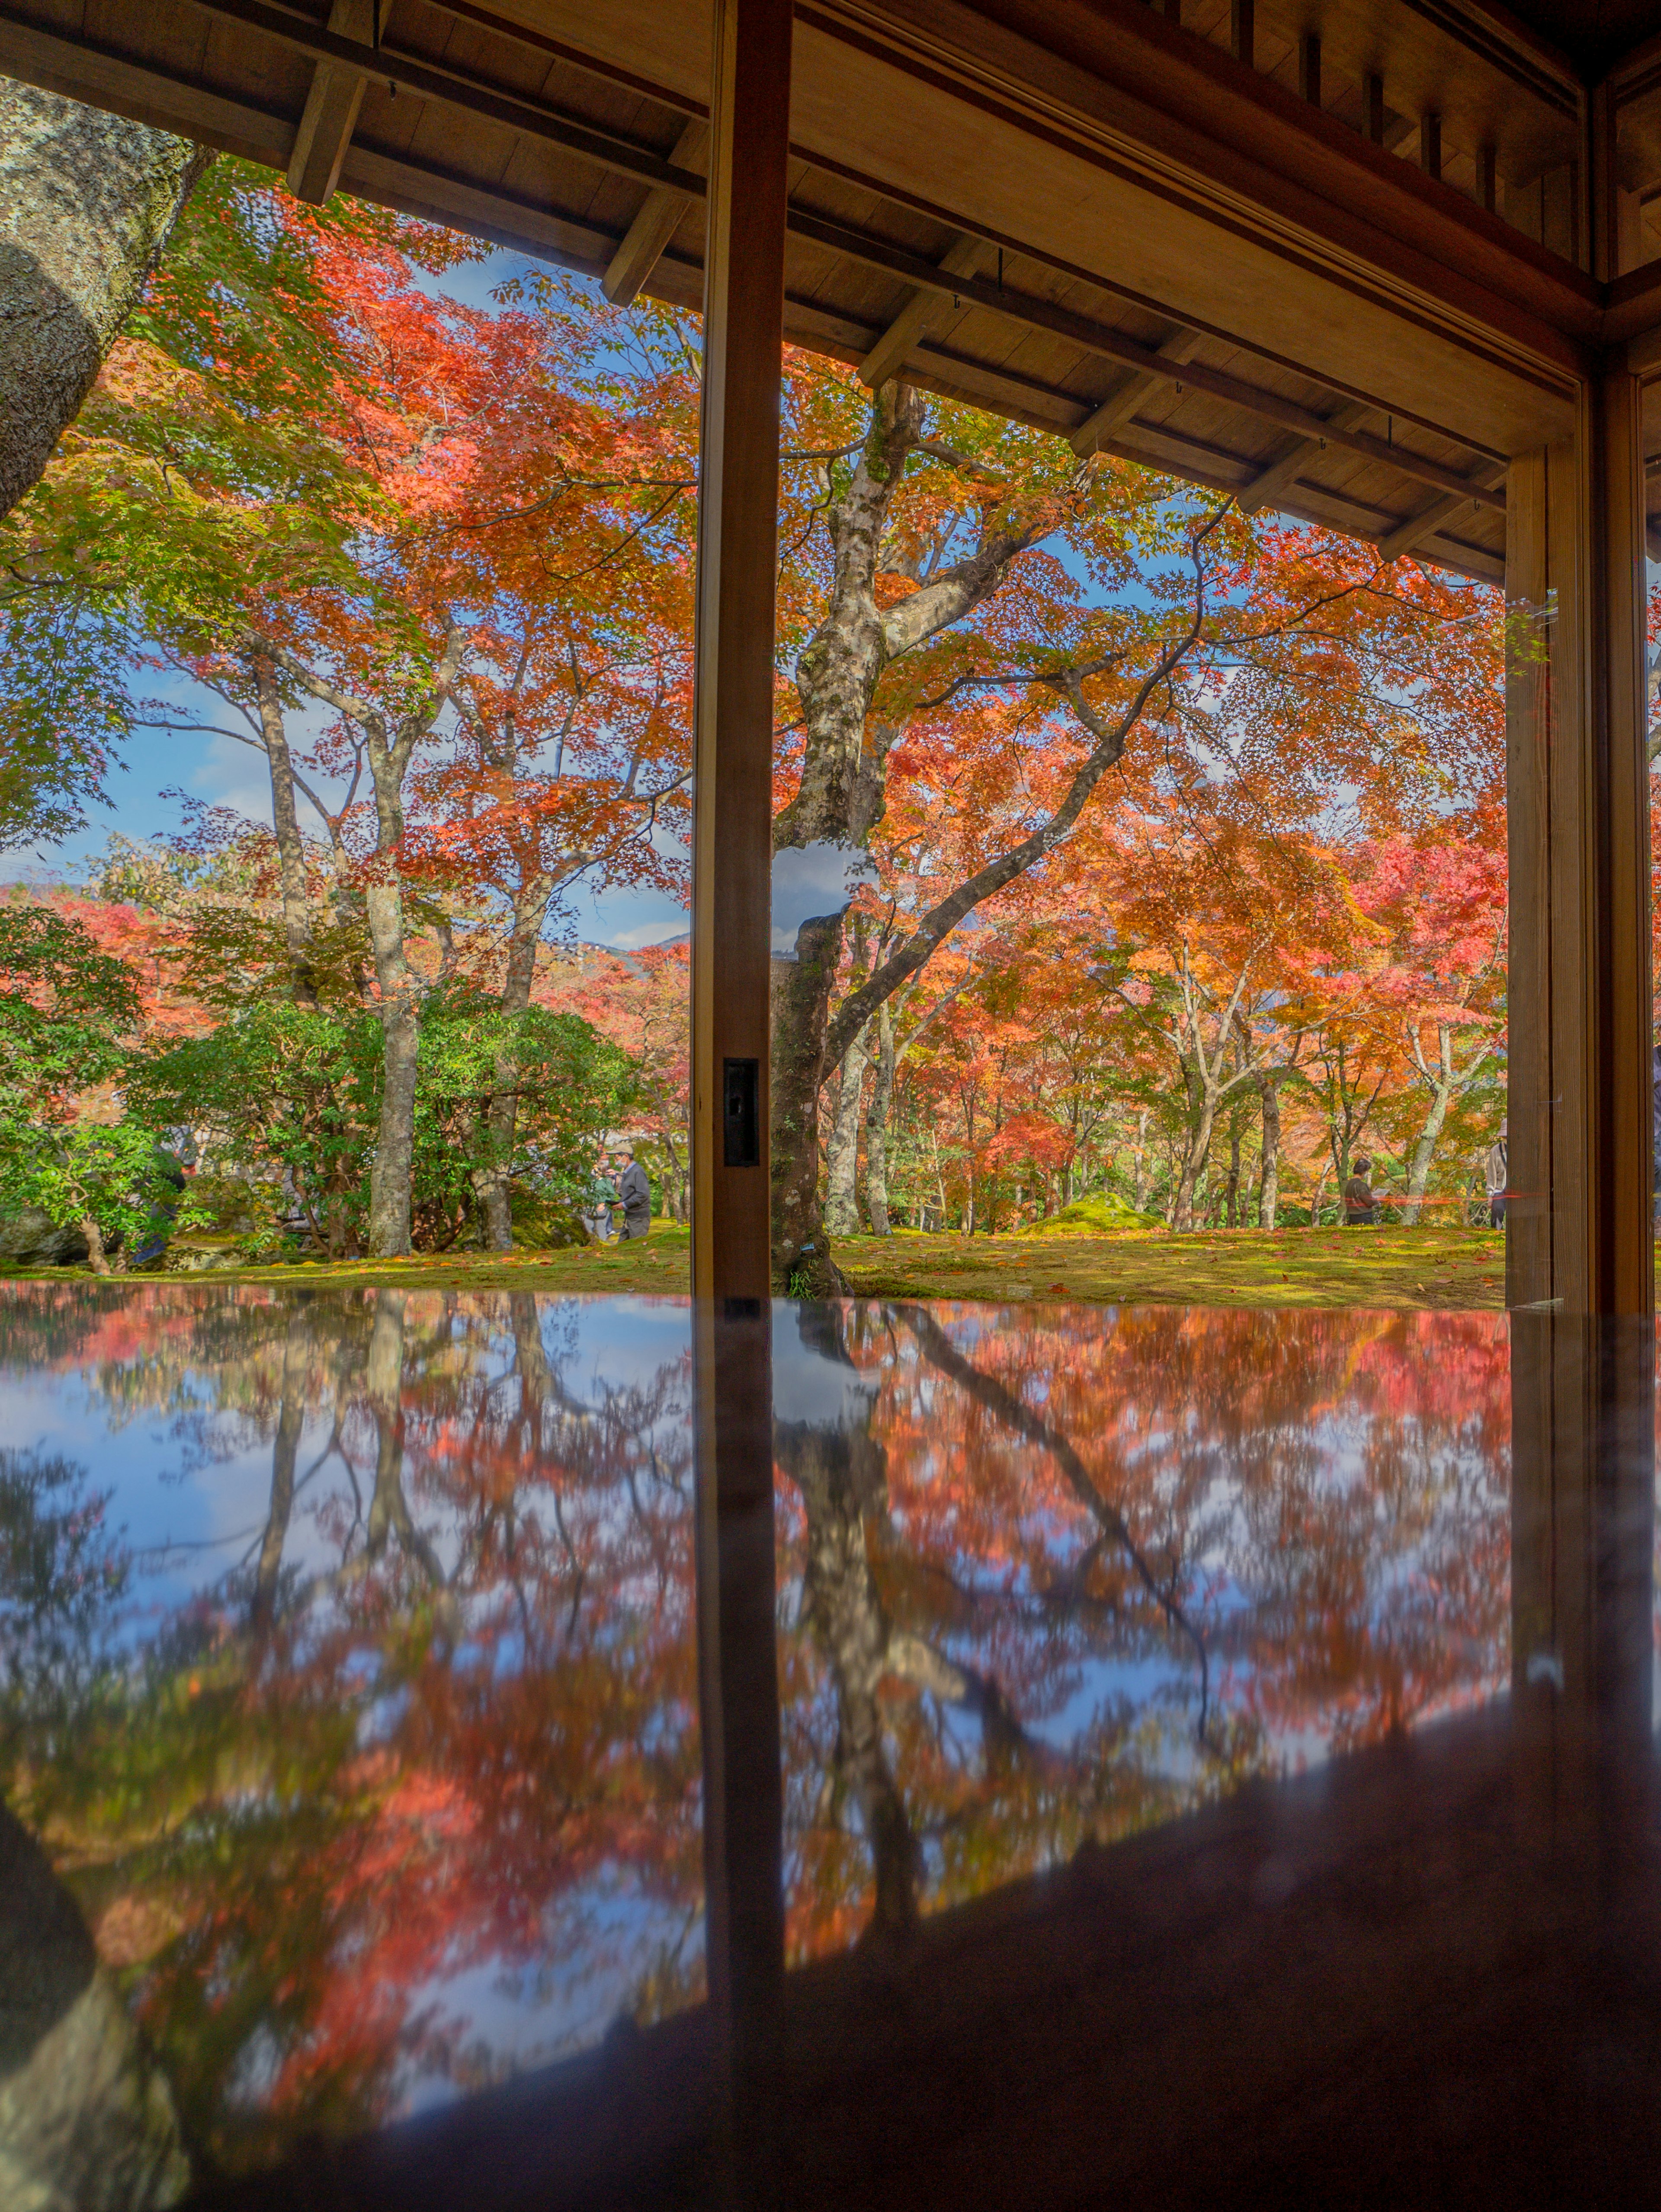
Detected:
left=1419, top=111, right=1441, bottom=181
left=692, top=0, right=791, bottom=1305
left=1297, top=33, right=1320, bottom=108
left=690, top=0, right=791, bottom=2199
left=1363, top=71, right=1385, bottom=146
left=1504, top=365, right=1653, bottom=1317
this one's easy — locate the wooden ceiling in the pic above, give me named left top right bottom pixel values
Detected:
left=10, top=0, right=1661, bottom=587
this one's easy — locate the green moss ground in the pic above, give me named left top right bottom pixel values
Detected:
left=834, top=1225, right=1507, bottom=1310
left=2, top=1220, right=1518, bottom=1309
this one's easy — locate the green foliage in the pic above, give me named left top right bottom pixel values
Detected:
left=0, top=158, right=463, bottom=851
left=0, top=1120, right=180, bottom=1262
left=411, top=991, right=635, bottom=1249
left=0, top=903, right=140, bottom=1120
left=136, top=992, right=633, bottom=1255
left=134, top=1000, right=381, bottom=1255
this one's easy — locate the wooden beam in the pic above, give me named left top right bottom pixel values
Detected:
left=691, top=5, right=791, bottom=2181
left=1071, top=327, right=1201, bottom=456
left=1230, top=0, right=1254, bottom=69
left=788, top=212, right=1506, bottom=507
left=287, top=0, right=383, bottom=206
left=1235, top=400, right=1373, bottom=515
left=692, top=0, right=789, bottom=1308
left=0, top=9, right=292, bottom=162
left=859, top=232, right=988, bottom=390
left=602, top=118, right=708, bottom=305
left=1377, top=491, right=1482, bottom=562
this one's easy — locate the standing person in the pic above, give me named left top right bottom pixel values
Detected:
left=1343, top=1155, right=1380, bottom=1226
left=585, top=1152, right=619, bottom=1243
left=1484, top=1119, right=1508, bottom=1229
left=616, top=1145, right=652, bottom=1241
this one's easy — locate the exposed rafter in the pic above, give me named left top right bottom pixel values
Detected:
left=1071, top=330, right=1202, bottom=458
left=1237, top=403, right=1375, bottom=515
left=602, top=119, right=708, bottom=305
left=288, top=0, right=386, bottom=207
left=790, top=211, right=1505, bottom=508
left=1379, top=490, right=1486, bottom=561
left=860, top=233, right=990, bottom=390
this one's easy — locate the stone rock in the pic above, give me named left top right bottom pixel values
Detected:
left=508, top=1188, right=590, bottom=1250
left=0, top=1209, right=90, bottom=1267
left=0, top=1802, right=190, bottom=2210
left=160, top=1244, right=247, bottom=1274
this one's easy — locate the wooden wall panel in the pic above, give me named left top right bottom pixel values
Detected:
left=1505, top=447, right=1553, bottom=1309
left=1504, top=368, right=1653, bottom=1316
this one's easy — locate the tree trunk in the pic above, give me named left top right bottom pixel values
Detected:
left=364, top=874, right=421, bottom=1257
left=252, top=1314, right=307, bottom=1632
left=866, top=999, right=896, bottom=1235
left=1130, top=1108, right=1152, bottom=1213
left=1403, top=1031, right=1457, bottom=1225
left=0, top=81, right=210, bottom=519
left=1257, top=1075, right=1281, bottom=1229
left=250, top=654, right=318, bottom=1006
left=1170, top=1088, right=1217, bottom=1232
left=1225, top=1114, right=1241, bottom=1227
left=79, top=1216, right=109, bottom=1276
left=472, top=869, right=554, bottom=1252
left=1308, top=1157, right=1331, bottom=1229
left=824, top=1019, right=870, bottom=1236
left=768, top=381, right=1066, bottom=1287
left=771, top=919, right=845, bottom=1291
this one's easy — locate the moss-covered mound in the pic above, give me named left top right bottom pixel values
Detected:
left=1031, top=1193, right=1164, bottom=1235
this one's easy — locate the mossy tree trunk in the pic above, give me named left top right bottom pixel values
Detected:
left=0, top=80, right=209, bottom=519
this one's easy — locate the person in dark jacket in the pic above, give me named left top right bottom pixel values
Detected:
left=1343, top=1156, right=1380, bottom=1226
left=615, top=1146, right=652, bottom=1240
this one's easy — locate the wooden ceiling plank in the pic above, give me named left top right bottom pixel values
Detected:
left=859, top=231, right=991, bottom=387
left=602, top=116, right=708, bottom=303
left=1071, top=327, right=1203, bottom=455
left=791, top=210, right=1503, bottom=505
left=0, top=7, right=295, bottom=160
left=186, top=0, right=707, bottom=192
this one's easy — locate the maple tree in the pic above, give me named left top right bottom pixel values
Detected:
left=1, top=163, right=695, bottom=1257
left=0, top=148, right=1517, bottom=1266
left=776, top=431, right=1509, bottom=1264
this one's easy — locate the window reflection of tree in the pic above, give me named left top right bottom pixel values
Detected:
left=776, top=1303, right=1510, bottom=1958
left=0, top=1290, right=702, bottom=2183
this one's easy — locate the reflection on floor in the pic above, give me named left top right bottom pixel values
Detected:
left=1, top=1289, right=1648, bottom=2208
